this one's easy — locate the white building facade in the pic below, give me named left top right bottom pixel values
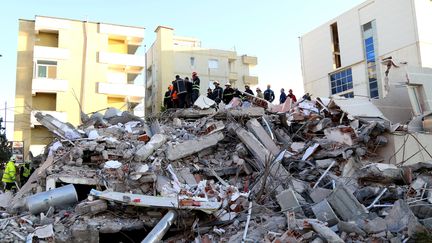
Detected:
left=300, top=0, right=432, bottom=122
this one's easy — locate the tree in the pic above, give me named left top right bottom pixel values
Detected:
left=0, top=117, right=11, bottom=163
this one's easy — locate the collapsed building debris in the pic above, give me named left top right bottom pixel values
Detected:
left=1, top=96, right=432, bottom=242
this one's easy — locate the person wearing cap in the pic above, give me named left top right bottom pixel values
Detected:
left=264, top=84, right=275, bottom=103
left=223, top=82, right=235, bottom=104
left=280, top=88, right=287, bottom=104
left=2, top=156, right=17, bottom=191
left=191, top=72, right=200, bottom=103
left=288, top=89, right=297, bottom=102
left=256, top=88, right=264, bottom=99
left=212, top=81, right=223, bottom=104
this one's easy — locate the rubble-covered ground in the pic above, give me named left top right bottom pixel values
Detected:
left=1, top=95, right=432, bottom=243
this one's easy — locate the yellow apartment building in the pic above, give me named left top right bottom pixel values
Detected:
left=145, top=26, right=258, bottom=114
left=14, top=16, right=145, bottom=157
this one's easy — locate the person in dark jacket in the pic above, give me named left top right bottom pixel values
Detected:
left=263, top=84, right=275, bottom=103
left=191, top=72, right=200, bottom=103
left=212, top=81, right=223, bottom=104
left=185, top=77, right=192, bottom=108
left=207, top=88, right=213, bottom=100
left=223, top=83, right=235, bottom=104
left=244, top=85, right=254, bottom=96
left=164, top=86, right=173, bottom=108
left=279, top=88, right=287, bottom=104
left=171, top=75, right=188, bottom=108
left=288, top=89, right=298, bottom=102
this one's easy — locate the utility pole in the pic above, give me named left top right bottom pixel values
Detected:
left=4, top=101, right=6, bottom=132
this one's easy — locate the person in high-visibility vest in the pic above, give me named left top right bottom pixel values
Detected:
left=2, top=156, right=17, bottom=191
left=20, top=161, right=33, bottom=185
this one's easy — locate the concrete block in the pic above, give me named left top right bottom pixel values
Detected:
left=71, top=223, right=99, bottom=243
left=166, top=132, right=224, bottom=161
left=310, top=188, right=332, bottom=203
left=75, top=199, right=108, bottom=215
left=178, top=168, right=197, bottom=186
left=134, top=134, right=167, bottom=161
left=312, top=199, right=339, bottom=226
left=246, top=118, right=280, bottom=156
left=276, top=189, right=303, bottom=215
left=315, top=159, right=336, bottom=169
left=327, top=185, right=368, bottom=221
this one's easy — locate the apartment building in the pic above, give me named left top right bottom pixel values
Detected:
left=14, top=16, right=145, bottom=157
left=145, top=26, right=258, bottom=114
left=300, top=0, right=432, bottom=122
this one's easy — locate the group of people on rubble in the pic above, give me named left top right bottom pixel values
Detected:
left=163, top=72, right=299, bottom=109
left=1, top=155, right=34, bottom=193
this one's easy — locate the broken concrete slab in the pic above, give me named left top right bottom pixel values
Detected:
left=324, top=127, right=354, bottom=146
left=311, top=199, right=339, bottom=226
left=75, top=200, right=108, bottom=215
left=315, top=159, right=336, bottom=169
left=246, top=118, right=280, bottom=156
left=35, top=112, right=81, bottom=141
left=309, top=188, right=332, bottom=203
left=90, top=189, right=221, bottom=213
left=134, top=134, right=167, bottom=161
left=308, top=220, right=344, bottom=243
left=327, top=185, right=368, bottom=221
left=276, top=189, right=303, bottom=215
left=194, top=95, right=216, bottom=109
left=166, top=132, right=224, bottom=161
left=385, top=199, right=427, bottom=237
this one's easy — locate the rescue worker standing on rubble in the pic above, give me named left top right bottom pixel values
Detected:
left=288, top=89, right=297, bottom=102
left=164, top=86, right=173, bottom=109
left=212, top=81, right=223, bottom=105
left=264, top=84, right=275, bottom=103
left=171, top=75, right=188, bottom=108
left=256, top=87, right=264, bottom=99
left=223, top=83, right=235, bottom=104
left=191, top=72, right=200, bottom=103
left=185, top=77, right=193, bottom=108
left=2, top=156, right=17, bottom=191
left=20, top=160, right=33, bottom=186
left=280, top=88, right=287, bottom=104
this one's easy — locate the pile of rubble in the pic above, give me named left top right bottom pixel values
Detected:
left=1, top=95, right=432, bottom=242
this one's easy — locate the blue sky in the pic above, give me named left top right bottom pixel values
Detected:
left=0, top=0, right=363, bottom=139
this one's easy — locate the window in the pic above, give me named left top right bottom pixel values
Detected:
left=330, top=68, right=353, bottom=95
left=36, top=60, right=57, bottom=79
left=208, top=59, right=219, bottom=69
left=362, top=20, right=379, bottom=99
left=330, top=23, right=341, bottom=69
left=190, top=57, right=195, bottom=67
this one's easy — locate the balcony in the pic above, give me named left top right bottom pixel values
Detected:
left=35, top=16, right=70, bottom=32
left=99, top=24, right=144, bottom=45
left=228, top=52, right=237, bottom=61
left=98, top=52, right=145, bottom=70
left=32, top=78, right=68, bottom=95
left=229, top=72, right=238, bottom=81
left=97, top=82, right=145, bottom=100
left=243, top=75, right=259, bottom=85
left=242, top=55, right=258, bottom=65
left=31, top=110, right=67, bottom=127
left=34, top=46, right=69, bottom=60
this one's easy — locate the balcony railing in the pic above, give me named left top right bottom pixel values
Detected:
left=97, top=82, right=145, bottom=99
left=31, top=110, right=67, bottom=127
left=98, top=52, right=145, bottom=68
left=34, top=46, right=70, bottom=60
left=242, top=55, right=258, bottom=65
left=243, top=75, right=259, bottom=85
left=32, top=78, right=68, bottom=95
